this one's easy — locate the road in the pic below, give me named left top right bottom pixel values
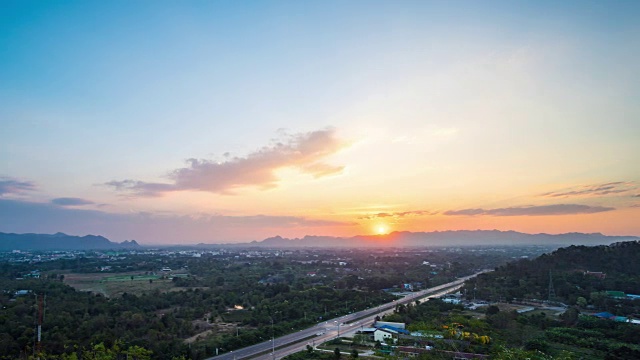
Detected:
left=208, top=271, right=488, bottom=360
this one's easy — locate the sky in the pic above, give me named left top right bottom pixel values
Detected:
left=1, top=1, right=639, bottom=244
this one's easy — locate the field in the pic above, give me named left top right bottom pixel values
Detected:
left=64, top=272, right=181, bottom=297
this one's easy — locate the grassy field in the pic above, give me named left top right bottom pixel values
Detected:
left=104, top=274, right=160, bottom=281
left=64, top=272, right=178, bottom=297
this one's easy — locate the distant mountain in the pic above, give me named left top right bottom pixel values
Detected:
left=244, top=230, right=639, bottom=248
left=0, top=232, right=141, bottom=251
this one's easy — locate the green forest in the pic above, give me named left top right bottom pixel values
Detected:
left=2, top=247, right=489, bottom=359
left=288, top=242, right=640, bottom=360
left=2, top=242, right=638, bottom=360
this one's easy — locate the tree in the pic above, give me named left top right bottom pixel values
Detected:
left=306, top=345, right=313, bottom=354
left=350, top=349, right=359, bottom=358
left=334, top=347, right=341, bottom=359
left=126, top=345, right=152, bottom=360
left=560, top=307, right=579, bottom=326
left=576, top=296, right=587, bottom=308
left=486, top=305, right=500, bottom=315
left=352, top=334, right=366, bottom=345
left=590, top=292, right=607, bottom=308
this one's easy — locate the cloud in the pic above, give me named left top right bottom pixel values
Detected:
left=444, top=204, right=615, bottom=216
left=541, top=182, right=636, bottom=198
left=0, top=177, right=36, bottom=196
left=358, top=210, right=436, bottom=220
left=51, top=197, right=95, bottom=206
left=0, top=199, right=355, bottom=244
left=106, top=128, right=346, bottom=196
left=104, top=180, right=174, bottom=197
left=443, top=208, right=486, bottom=216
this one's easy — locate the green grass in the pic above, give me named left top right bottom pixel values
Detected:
left=103, top=275, right=161, bottom=282
left=65, top=272, right=178, bottom=297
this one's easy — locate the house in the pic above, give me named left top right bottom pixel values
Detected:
left=372, top=323, right=410, bottom=344
left=356, top=327, right=377, bottom=341
left=24, top=270, right=40, bottom=279
left=442, top=298, right=461, bottom=304
left=373, top=328, right=396, bottom=344
left=374, top=321, right=406, bottom=329
left=403, top=283, right=414, bottom=291
left=378, top=324, right=410, bottom=335
left=606, top=291, right=625, bottom=299
left=593, top=312, right=631, bottom=323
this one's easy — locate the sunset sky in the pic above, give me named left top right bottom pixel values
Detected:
left=1, top=1, right=639, bottom=244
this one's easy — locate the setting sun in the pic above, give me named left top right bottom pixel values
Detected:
left=376, top=225, right=388, bottom=235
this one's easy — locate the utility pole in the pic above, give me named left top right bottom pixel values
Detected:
left=271, top=317, right=275, bottom=360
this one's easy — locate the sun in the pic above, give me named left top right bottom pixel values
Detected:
left=375, top=225, right=388, bottom=235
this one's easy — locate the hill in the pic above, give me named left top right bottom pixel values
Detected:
left=460, top=241, right=640, bottom=359
left=464, top=240, right=640, bottom=304
left=0, top=232, right=140, bottom=251
left=242, top=230, right=638, bottom=248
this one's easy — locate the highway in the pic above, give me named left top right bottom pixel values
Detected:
left=208, top=271, right=488, bottom=360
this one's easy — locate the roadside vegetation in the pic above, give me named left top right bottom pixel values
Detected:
left=290, top=241, right=640, bottom=360
left=1, top=246, right=526, bottom=359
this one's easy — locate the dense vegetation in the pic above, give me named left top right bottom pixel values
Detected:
left=1, top=246, right=522, bottom=359
left=284, top=242, right=640, bottom=360
left=463, top=241, right=640, bottom=311
left=453, top=241, right=640, bottom=359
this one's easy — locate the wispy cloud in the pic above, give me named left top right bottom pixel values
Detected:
left=541, top=182, right=636, bottom=198
left=51, top=197, right=95, bottom=206
left=444, top=204, right=615, bottom=216
left=0, top=199, right=355, bottom=243
left=0, top=177, right=36, bottom=196
left=106, top=128, right=346, bottom=196
left=358, top=210, right=436, bottom=220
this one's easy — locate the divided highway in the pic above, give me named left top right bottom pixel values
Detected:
left=208, top=271, right=489, bottom=360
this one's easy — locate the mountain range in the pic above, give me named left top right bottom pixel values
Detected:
left=221, top=230, right=639, bottom=248
left=1, top=230, right=637, bottom=251
left=0, top=232, right=140, bottom=251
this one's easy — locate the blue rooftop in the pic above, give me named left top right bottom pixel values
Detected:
left=379, top=325, right=410, bottom=335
